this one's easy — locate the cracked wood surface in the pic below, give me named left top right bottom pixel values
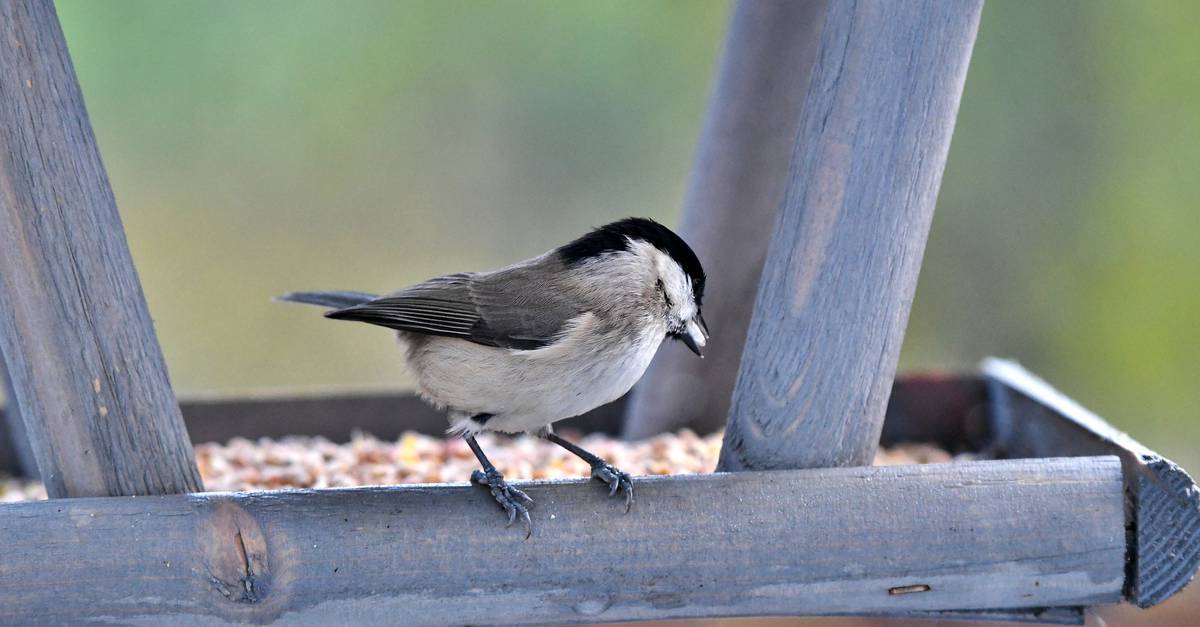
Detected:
left=0, top=456, right=1124, bottom=624
left=0, top=0, right=201, bottom=497
left=718, top=0, right=984, bottom=471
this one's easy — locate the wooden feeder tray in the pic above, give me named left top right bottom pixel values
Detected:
left=2, top=359, right=1196, bottom=624
left=0, top=2, right=1195, bottom=625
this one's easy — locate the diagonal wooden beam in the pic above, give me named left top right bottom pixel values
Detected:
left=0, top=0, right=201, bottom=496
left=720, top=0, right=984, bottom=471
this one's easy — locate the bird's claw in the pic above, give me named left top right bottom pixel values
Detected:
left=471, top=468, right=533, bottom=538
left=591, top=461, right=635, bottom=512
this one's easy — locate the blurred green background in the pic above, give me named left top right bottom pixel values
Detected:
left=44, top=0, right=1196, bottom=474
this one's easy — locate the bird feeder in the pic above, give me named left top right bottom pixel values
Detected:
left=0, top=1, right=1196, bottom=624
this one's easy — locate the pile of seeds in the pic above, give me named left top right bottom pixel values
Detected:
left=0, top=430, right=972, bottom=501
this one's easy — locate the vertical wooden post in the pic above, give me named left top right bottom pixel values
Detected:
left=0, top=1, right=202, bottom=496
left=623, top=0, right=829, bottom=440
left=718, top=0, right=984, bottom=471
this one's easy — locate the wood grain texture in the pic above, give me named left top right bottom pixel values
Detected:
left=719, top=0, right=984, bottom=471
left=983, top=359, right=1200, bottom=608
left=0, top=457, right=1125, bottom=624
left=623, top=0, right=828, bottom=439
left=0, top=1, right=201, bottom=496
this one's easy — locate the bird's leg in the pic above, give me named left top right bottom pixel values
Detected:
left=465, top=433, right=533, bottom=538
left=539, top=428, right=634, bottom=512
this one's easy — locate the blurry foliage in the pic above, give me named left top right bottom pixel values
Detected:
left=905, top=0, right=1200, bottom=465
left=41, top=2, right=1198, bottom=464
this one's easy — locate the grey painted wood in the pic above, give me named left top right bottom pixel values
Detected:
left=623, top=0, right=828, bottom=439
left=719, top=0, right=984, bottom=471
left=0, top=359, right=37, bottom=478
left=0, top=1, right=201, bottom=497
left=983, top=358, right=1200, bottom=608
left=0, top=456, right=1124, bottom=624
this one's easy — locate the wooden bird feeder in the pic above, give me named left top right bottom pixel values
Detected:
left=1, top=1, right=1196, bottom=624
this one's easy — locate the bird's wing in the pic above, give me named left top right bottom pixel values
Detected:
left=324, top=264, right=581, bottom=350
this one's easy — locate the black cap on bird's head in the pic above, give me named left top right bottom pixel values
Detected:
left=557, top=217, right=709, bottom=356
left=557, top=217, right=706, bottom=306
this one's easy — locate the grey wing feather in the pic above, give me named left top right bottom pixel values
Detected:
left=470, top=263, right=582, bottom=348
left=325, top=263, right=581, bottom=350
left=276, top=291, right=377, bottom=309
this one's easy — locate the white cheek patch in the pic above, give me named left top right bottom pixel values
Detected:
left=613, top=238, right=697, bottom=320
left=644, top=244, right=696, bottom=320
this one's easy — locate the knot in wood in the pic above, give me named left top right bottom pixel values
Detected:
left=200, top=501, right=271, bottom=605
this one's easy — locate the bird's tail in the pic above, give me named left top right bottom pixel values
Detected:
left=275, top=290, right=377, bottom=310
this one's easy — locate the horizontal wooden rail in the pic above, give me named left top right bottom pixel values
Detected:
left=0, top=456, right=1124, bottom=624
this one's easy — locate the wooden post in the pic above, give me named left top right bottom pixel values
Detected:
left=623, top=0, right=828, bottom=440
left=0, top=1, right=202, bottom=496
left=718, top=0, right=984, bottom=471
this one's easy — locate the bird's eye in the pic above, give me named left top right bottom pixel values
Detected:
left=656, top=278, right=673, bottom=308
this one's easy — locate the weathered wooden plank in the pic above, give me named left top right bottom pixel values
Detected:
left=718, top=0, right=984, bottom=471
left=983, top=359, right=1200, bottom=608
left=0, top=1, right=201, bottom=497
left=624, top=0, right=828, bottom=439
left=0, top=457, right=1124, bottom=624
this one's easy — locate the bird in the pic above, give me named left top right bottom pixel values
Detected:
left=278, top=217, right=708, bottom=536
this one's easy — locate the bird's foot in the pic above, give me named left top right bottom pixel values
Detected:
left=471, top=468, right=534, bottom=538
left=590, top=460, right=635, bottom=512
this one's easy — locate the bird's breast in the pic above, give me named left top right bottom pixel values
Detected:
left=405, top=317, right=666, bottom=432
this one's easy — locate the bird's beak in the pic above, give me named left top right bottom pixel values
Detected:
left=678, top=316, right=708, bottom=358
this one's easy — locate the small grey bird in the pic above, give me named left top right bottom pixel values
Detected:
left=279, top=217, right=707, bottom=536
